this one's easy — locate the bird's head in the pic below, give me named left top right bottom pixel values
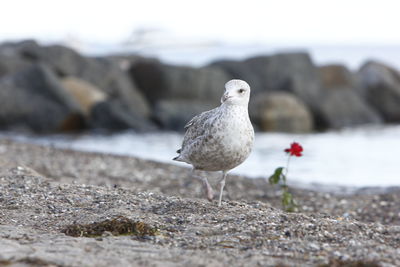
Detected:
left=221, top=79, right=251, bottom=105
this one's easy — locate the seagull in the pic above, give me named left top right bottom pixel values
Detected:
left=173, top=79, right=254, bottom=206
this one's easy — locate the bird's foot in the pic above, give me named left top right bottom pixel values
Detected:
left=206, top=184, right=214, bottom=201
left=217, top=191, right=223, bottom=206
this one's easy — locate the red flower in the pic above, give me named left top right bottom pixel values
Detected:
left=284, top=142, right=303, bottom=157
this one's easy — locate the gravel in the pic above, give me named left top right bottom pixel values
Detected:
left=0, top=139, right=399, bottom=266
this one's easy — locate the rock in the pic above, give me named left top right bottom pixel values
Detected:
left=0, top=55, right=32, bottom=77
left=210, top=59, right=264, bottom=94
left=0, top=41, right=35, bottom=77
left=317, top=90, right=382, bottom=129
left=61, top=77, right=107, bottom=115
left=319, top=64, right=355, bottom=88
left=90, top=100, right=155, bottom=132
left=130, top=60, right=229, bottom=105
left=357, top=61, right=400, bottom=122
left=245, top=53, right=322, bottom=105
left=0, top=39, right=39, bottom=55
left=153, top=99, right=216, bottom=130
left=0, top=64, right=84, bottom=132
left=317, top=65, right=382, bottom=128
left=91, top=57, right=151, bottom=118
left=1, top=40, right=151, bottom=119
left=106, top=54, right=156, bottom=71
left=130, top=60, right=231, bottom=131
left=250, top=92, right=313, bottom=132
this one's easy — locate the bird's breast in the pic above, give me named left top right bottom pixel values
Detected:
left=207, top=112, right=254, bottom=169
left=186, top=105, right=254, bottom=171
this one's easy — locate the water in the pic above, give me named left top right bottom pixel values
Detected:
left=4, top=125, right=400, bottom=187
left=85, top=42, right=400, bottom=71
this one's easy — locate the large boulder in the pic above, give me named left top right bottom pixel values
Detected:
left=357, top=61, right=400, bottom=122
left=153, top=99, right=216, bottom=131
left=0, top=64, right=84, bottom=132
left=0, top=41, right=34, bottom=76
left=61, top=77, right=107, bottom=115
left=90, top=100, right=156, bottom=132
left=319, top=64, right=355, bottom=88
left=130, top=60, right=230, bottom=130
left=130, top=60, right=229, bottom=105
left=210, top=59, right=264, bottom=94
left=250, top=92, right=313, bottom=133
left=1, top=40, right=151, bottom=119
left=244, top=53, right=323, bottom=105
left=106, top=54, right=156, bottom=71
left=61, top=77, right=155, bottom=132
left=316, top=65, right=382, bottom=128
left=0, top=55, right=32, bottom=77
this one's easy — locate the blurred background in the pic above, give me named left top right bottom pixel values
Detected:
left=0, top=0, right=399, bottom=187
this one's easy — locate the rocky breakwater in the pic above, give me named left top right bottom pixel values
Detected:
left=212, top=53, right=383, bottom=131
left=0, top=40, right=154, bottom=133
left=0, top=40, right=399, bottom=133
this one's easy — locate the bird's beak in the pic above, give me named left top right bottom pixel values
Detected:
left=221, top=92, right=231, bottom=103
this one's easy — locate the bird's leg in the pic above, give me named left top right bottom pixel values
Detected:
left=218, top=171, right=228, bottom=206
left=191, top=168, right=214, bottom=201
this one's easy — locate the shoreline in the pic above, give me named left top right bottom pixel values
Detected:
left=1, top=125, right=400, bottom=188
left=0, top=139, right=399, bottom=266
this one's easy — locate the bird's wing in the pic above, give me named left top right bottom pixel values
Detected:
left=184, top=108, right=216, bottom=130
left=180, top=107, right=219, bottom=151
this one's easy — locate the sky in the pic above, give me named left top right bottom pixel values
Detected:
left=1, top=0, right=400, bottom=69
left=1, top=0, right=399, bottom=45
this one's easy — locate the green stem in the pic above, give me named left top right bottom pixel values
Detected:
left=283, top=155, right=291, bottom=186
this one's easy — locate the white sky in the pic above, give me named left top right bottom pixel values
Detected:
left=1, top=0, right=399, bottom=45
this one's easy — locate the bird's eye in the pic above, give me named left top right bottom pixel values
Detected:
left=238, top=89, right=245, bottom=93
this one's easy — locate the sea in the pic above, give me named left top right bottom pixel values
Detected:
left=3, top=125, right=399, bottom=188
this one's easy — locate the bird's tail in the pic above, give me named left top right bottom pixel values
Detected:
left=173, top=148, right=182, bottom=161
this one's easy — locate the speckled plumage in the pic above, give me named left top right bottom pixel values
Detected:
left=174, top=79, right=254, bottom=206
